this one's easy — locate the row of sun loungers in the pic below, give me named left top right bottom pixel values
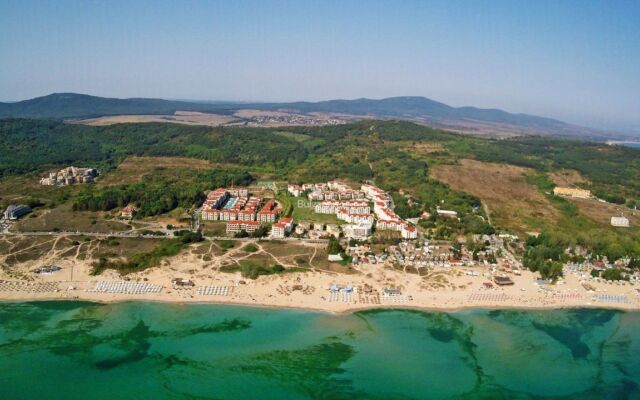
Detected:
left=327, top=291, right=352, bottom=302
left=197, top=286, right=231, bottom=296
left=382, top=295, right=409, bottom=303
left=358, top=295, right=381, bottom=304
left=88, top=281, right=162, bottom=294
left=0, top=281, right=60, bottom=292
left=595, top=294, right=630, bottom=304
left=468, top=293, right=510, bottom=302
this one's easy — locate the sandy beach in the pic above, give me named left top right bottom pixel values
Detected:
left=1, top=239, right=639, bottom=313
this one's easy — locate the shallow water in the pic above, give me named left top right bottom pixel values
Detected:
left=0, top=302, right=638, bottom=399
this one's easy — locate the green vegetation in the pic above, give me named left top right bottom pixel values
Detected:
left=220, top=261, right=287, bottom=279
left=217, top=240, right=236, bottom=250
left=600, top=268, right=629, bottom=281
left=522, top=234, right=566, bottom=280
left=73, top=169, right=252, bottom=216
left=173, top=230, right=204, bottom=244
left=91, top=232, right=202, bottom=275
left=454, top=136, right=640, bottom=203
left=2, top=118, right=639, bottom=263
left=242, top=244, right=258, bottom=253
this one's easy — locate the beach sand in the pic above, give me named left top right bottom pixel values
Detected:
left=1, top=239, right=638, bottom=313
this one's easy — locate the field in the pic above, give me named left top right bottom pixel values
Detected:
left=569, top=197, right=639, bottom=230
left=0, top=234, right=164, bottom=270
left=289, top=196, right=343, bottom=225
left=12, top=203, right=131, bottom=233
left=0, top=174, right=81, bottom=209
left=201, top=221, right=227, bottom=236
left=549, top=169, right=589, bottom=188
left=430, top=159, right=560, bottom=235
left=73, top=111, right=237, bottom=127
left=97, top=156, right=219, bottom=187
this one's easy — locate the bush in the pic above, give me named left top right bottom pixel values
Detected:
left=242, top=244, right=258, bottom=253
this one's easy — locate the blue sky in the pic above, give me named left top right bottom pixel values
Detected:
left=1, top=0, right=639, bottom=131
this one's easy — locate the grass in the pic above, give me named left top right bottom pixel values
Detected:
left=242, top=243, right=258, bottom=253
left=96, top=156, right=217, bottom=187
left=201, top=221, right=227, bottom=236
left=12, top=203, right=131, bottom=233
left=216, top=240, right=236, bottom=250
left=220, top=260, right=285, bottom=279
left=289, top=196, right=343, bottom=225
left=430, top=159, right=560, bottom=235
left=91, top=235, right=201, bottom=275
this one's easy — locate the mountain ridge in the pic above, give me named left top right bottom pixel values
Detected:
left=0, top=92, right=625, bottom=140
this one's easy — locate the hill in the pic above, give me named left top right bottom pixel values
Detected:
left=0, top=93, right=237, bottom=119
left=0, top=93, right=623, bottom=140
left=1, top=118, right=638, bottom=263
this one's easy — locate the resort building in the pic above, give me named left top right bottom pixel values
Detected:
left=287, top=184, right=302, bottom=197
left=226, top=220, right=262, bottom=234
left=39, top=166, right=99, bottom=186
left=3, top=204, right=31, bottom=220
left=343, top=223, right=372, bottom=240
left=401, top=224, right=418, bottom=239
left=553, top=187, right=592, bottom=198
left=271, top=217, right=294, bottom=239
left=257, top=199, right=279, bottom=223
left=337, top=209, right=374, bottom=225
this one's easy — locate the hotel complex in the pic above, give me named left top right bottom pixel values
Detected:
left=199, top=180, right=419, bottom=240
left=40, top=166, right=99, bottom=186
left=288, top=180, right=418, bottom=240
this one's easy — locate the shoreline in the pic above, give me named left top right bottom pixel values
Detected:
left=2, top=237, right=638, bottom=316
left=2, top=292, right=638, bottom=315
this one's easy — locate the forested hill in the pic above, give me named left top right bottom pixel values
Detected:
left=1, top=92, right=583, bottom=134
left=1, top=118, right=638, bottom=206
left=258, top=96, right=566, bottom=129
left=0, top=93, right=238, bottom=119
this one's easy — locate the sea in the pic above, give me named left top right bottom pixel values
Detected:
left=0, top=302, right=639, bottom=400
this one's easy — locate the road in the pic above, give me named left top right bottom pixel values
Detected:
left=0, top=228, right=328, bottom=243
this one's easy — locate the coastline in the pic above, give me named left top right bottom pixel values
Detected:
left=2, top=238, right=639, bottom=315
left=2, top=290, right=638, bottom=315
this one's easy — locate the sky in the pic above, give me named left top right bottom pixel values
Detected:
left=1, top=0, right=639, bottom=132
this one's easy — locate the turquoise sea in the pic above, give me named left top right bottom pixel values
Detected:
left=0, top=302, right=639, bottom=399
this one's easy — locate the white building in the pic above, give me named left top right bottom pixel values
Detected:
left=287, top=184, right=302, bottom=197
left=437, top=209, right=458, bottom=218
left=401, top=224, right=418, bottom=239
left=611, top=216, right=630, bottom=227
left=343, top=223, right=372, bottom=240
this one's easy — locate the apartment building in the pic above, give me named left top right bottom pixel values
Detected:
left=271, top=217, right=294, bottom=238
left=401, top=224, right=418, bottom=239
left=336, top=208, right=374, bottom=225
left=287, top=184, right=302, bottom=197
left=315, top=199, right=369, bottom=215
left=40, top=166, right=99, bottom=186
left=343, top=223, right=372, bottom=240
left=226, top=220, right=262, bottom=234
left=257, top=199, right=279, bottom=223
